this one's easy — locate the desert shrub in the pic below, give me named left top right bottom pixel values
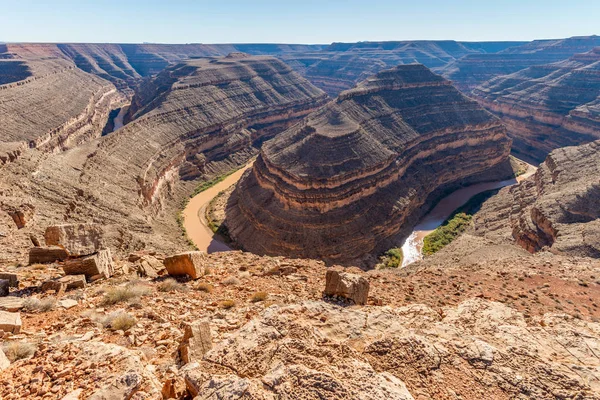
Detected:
left=157, top=278, right=187, bottom=293
left=23, top=297, right=56, bottom=313
left=382, top=248, right=403, bottom=268
left=101, top=311, right=137, bottom=331
left=2, top=341, right=36, bottom=362
left=250, top=292, right=268, bottom=303
left=219, top=299, right=235, bottom=309
left=422, top=212, right=472, bottom=255
left=222, top=276, right=241, bottom=286
left=196, top=282, right=214, bottom=293
left=102, top=283, right=151, bottom=305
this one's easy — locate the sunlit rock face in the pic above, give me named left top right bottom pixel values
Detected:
left=473, top=47, right=600, bottom=162
left=226, top=64, right=512, bottom=265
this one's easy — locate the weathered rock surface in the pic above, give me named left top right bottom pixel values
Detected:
left=0, top=273, right=18, bottom=288
left=0, top=310, right=21, bottom=333
left=473, top=47, right=600, bottom=162
left=179, top=321, right=212, bottom=363
left=324, top=270, right=369, bottom=304
left=191, top=299, right=600, bottom=399
left=0, top=280, right=9, bottom=297
left=442, top=35, right=600, bottom=92
left=28, top=246, right=69, bottom=264
left=226, top=64, right=512, bottom=264
left=164, top=252, right=207, bottom=279
left=45, top=223, right=105, bottom=257
left=472, top=140, right=600, bottom=257
left=63, top=249, right=115, bottom=279
left=41, top=274, right=87, bottom=293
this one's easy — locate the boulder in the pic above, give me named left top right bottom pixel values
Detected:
left=44, top=223, right=104, bottom=256
left=28, top=246, right=69, bottom=264
left=63, top=249, right=114, bottom=279
left=0, top=311, right=21, bottom=334
left=0, top=280, right=8, bottom=297
left=179, top=321, right=212, bottom=364
left=184, top=369, right=209, bottom=398
left=41, top=275, right=87, bottom=293
left=0, top=348, right=9, bottom=371
left=134, top=255, right=164, bottom=278
left=88, top=371, right=142, bottom=400
left=0, top=273, right=18, bottom=288
left=164, top=252, right=207, bottom=279
left=324, top=270, right=369, bottom=305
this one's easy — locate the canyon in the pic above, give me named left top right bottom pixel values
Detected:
left=225, top=64, right=512, bottom=265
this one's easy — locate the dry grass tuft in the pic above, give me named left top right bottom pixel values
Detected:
left=23, top=297, right=56, bottom=313
left=2, top=341, right=36, bottom=362
left=101, top=311, right=137, bottom=331
left=157, top=278, right=187, bottom=293
left=219, top=299, right=235, bottom=309
left=102, top=283, right=151, bottom=305
left=222, top=276, right=241, bottom=286
left=196, top=282, right=214, bottom=293
left=250, top=291, right=268, bottom=303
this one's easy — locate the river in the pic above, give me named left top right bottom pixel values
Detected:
left=401, top=164, right=537, bottom=266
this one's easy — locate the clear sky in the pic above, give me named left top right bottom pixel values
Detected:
left=0, top=0, right=598, bottom=44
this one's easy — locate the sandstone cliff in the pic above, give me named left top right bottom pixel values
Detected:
left=226, top=64, right=512, bottom=264
left=443, top=35, right=600, bottom=92
left=472, top=47, right=600, bottom=162
left=469, top=140, right=600, bottom=258
left=0, top=55, right=327, bottom=263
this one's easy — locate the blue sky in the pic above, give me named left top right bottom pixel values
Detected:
left=0, top=0, right=598, bottom=43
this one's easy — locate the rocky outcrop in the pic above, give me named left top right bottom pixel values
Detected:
left=443, top=35, right=600, bottom=92
left=472, top=140, right=600, bottom=257
left=472, top=48, right=600, bottom=162
left=226, top=65, right=512, bottom=264
left=324, top=270, right=370, bottom=304
left=282, top=40, right=526, bottom=96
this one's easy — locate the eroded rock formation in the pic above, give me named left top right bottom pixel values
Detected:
left=471, top=140, right=600, bottom=257
left=0, top=55, right=327, bottom=263
left=226, top=64, right=512, bottom=264
left=473, top=47, right=600, bottom=162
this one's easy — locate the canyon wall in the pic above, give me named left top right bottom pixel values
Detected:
left=0, top=55, right=327, bottom=262
left=225, top=64, right=512, bottom=265
left=472, top=48, right=600, bottom=162
left=471, top=140, right=600, bottom=258
left=442, top=35, right=600, bottom=92
left=281, top=40, right=526, bottom=96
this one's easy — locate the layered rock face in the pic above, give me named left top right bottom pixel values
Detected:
left=443, top=35, right=600, bottom=92
left=226, top=64, right=512, bottom=264
left=472, top=140, right=600, bottom=257
left=0, top=55, right=327, bottom=262
left=282, top=40, right=526, bottom=96
left=472, top=48, right=600, bottom=162
left=0, top=44, right=124, bottom=155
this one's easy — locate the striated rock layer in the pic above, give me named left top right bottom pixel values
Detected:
left=473, top=48, right=600, bottom=162
left=443, top=35, right=600, bottom=92
left=226, top=64, right=512, bottom=264
left=282, top=40, right=526, bottom=97
left=0, top=55, right=327, bottom=263
left=471, top=140, right=600, bottom=258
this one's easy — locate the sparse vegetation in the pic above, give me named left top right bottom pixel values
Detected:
left=23, top=297, right=56, bottom=313
left=423, top=212, right=473, bottom=255
left=157, top=278, right=187, bottom=292
left=2, top=341, right=36, bottom=362
left=101, top=311, right=137, bottom=331
left=251, top=291, right=268, bottom=303
left=380, top=248, right=404, bottom=268
left=222, top=276, right=241, bottom=286
left=196, top=282, right=214, bottom=293
left=102, top=283, right=151, bottom=305
left=219, top=299, right=236, bottom=309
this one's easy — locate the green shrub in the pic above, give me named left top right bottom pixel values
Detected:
left=381, top=248, right=403, bottom=268
left=422, top=212, right=472, bottom=255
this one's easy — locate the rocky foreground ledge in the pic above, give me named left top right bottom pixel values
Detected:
left=0, top=222, right=598, bottom=398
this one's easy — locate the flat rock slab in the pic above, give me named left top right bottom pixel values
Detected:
left=45, top=223, right=104, bottom=257
left=0, top=297, right=25, bottom=312
left=28, top=246, right=69, bottom=264
left=63, top=249, right=114, bottom=279
left=58, top=299, right=78, bottom=309
left=324, top=270, right=369, bottom=305
left=0, top=310, right=21, bottom=334
left=164, top=251, right=207, bottom=279
left=0, top=348, right=9, bottom=371
left=41, top=275, right=87, bottom=293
